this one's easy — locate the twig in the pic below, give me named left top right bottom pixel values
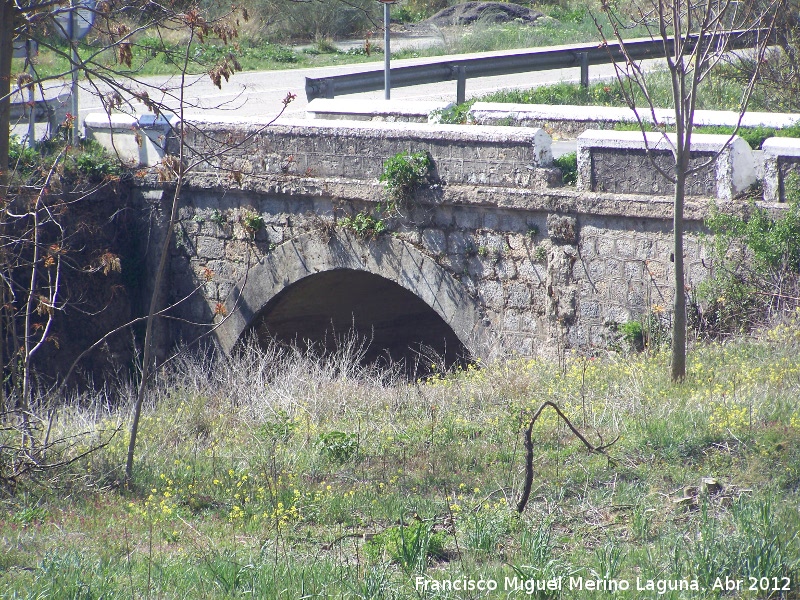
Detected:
left=516, top=401, right=618, bottom=514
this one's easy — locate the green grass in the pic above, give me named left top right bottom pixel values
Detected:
left=442, top=9, right=650, bottom=55
left=2, top=320, right=800, bottom=598
left=11, top=3, right=651, bottom=80
left=12, top=38, right=389, bottom=80
left=474, top=70, right=800, bottom=144
left=477, top=70, right=750, bottom=112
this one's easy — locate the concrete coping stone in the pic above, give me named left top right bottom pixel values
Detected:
left=195, top=115, right=550, bottom=143
left=84, top=112, right=177, bottom=130
left=306, top=98, right=453, bottom=119
left=692, top=110, right=800, bottom=129
left=762, top=137, right=800, bottom=202
left=470, top=102, right=642, bottom=124
left=470, top=102, right=800, bottom=130
left=84, top=112, right=177, bottom=168
left=762, top=136, right=800, bottom=157
left=185, top=116, right=552, bottom=165
left=577, top=129, right=756, bottom=199
left=577, top=129, right=752, bottom=153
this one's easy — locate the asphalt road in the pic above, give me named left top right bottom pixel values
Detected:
left=14, top=42, right=663, bottom=156
left=73, top=46, right=654, bottom=123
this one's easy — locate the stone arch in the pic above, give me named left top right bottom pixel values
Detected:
left=215, top=229, right=488, bottom=363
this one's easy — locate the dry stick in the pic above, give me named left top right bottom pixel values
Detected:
left=516, top=401, right=618, bottom=514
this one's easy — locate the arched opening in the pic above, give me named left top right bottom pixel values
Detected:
left=248, top=269, right=470, bottom=372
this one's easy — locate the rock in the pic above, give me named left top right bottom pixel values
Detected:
left=673, top=496, right=698, bottom=512
left=423, top=2, right=545, bottom=27
left=547, top=214, right=577, bottom=244
left=700, top=477, right=723, bottom=495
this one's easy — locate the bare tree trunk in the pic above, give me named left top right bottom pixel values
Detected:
left=0, top=1, right=17, bottom=189
left=123, top=177, right=183, bottom=486
left=124, top=35, right=193, bottom=487
left=671, top=167, right=687, bottom=382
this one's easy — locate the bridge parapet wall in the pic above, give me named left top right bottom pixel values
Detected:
left=763, top=138, right=800, bottom=203
left=577, top=130, right=756, bottom=200
left=170, top=117, right=553, bottom=188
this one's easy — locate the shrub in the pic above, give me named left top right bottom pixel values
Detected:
left=317, top=431, right=358, bottom=463
left=8, top=135, right=39, bottom=174
left=64, top=140, right=122, bottom=182
left=338, top=211, right=386, bottom=239
left=379, top=150, right=432, bottom=205
left=619, top=320, right=645, bottom=352
left=253, top=0, right=379, bottom=42
left=429, top=100, right=475, bottom=124
left=553, top=151, right=577, bottom=186
left=241, top=210, right=265, bottom=236
left=365, top=521, right=446, bottom=572
left=699, top=175, right=800, bottom=334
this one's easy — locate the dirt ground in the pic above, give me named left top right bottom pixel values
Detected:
left=329, top=1, right=548, bottom=53
left=421, top=1, right=544, bottom=26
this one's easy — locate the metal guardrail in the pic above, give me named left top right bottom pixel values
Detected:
left=305, top=29, right=770, bottom=104
left=10, top=87, right=71, bottom=134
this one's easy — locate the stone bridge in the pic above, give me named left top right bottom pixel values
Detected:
left=120, top=116, right=736, bottom=367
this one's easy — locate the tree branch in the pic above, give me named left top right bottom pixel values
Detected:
left=516, top=401, right=617, bottom=513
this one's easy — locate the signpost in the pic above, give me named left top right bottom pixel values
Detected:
left=377, top=0, right=396, bottom=100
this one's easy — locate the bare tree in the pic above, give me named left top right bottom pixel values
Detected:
left=1, top=0, right=249, bottom=184
left=0, top=137, right=132, bottom=489
left=2, top=1, right=297, bottom=487
left=595, top=0, right=781, bottom=381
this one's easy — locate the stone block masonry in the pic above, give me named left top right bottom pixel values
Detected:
left=762, top=138, right=800, bottom=203
left=171, top=117, right=553, bottom=188
left=577, top=130, right=756, bottom=200
left=123, top=117, right=783, bottom=362
left=149, top=169, right=714, bottom=361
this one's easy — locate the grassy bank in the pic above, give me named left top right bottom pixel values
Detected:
left=11, top=2, right=649, bottom=80
left=2, top=320, right=800, bottom=598
left=474, top=66, right=800, bottom=121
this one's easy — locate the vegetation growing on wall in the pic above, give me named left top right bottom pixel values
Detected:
left=338, top=151, right=432, bottom=239
left=698, top=175, right=800, bottom=336
left=553, top=151, right=578, bottom=185
left=337, top=209, right=387, bottom=239
left=379, top=150, right=432, bottom=206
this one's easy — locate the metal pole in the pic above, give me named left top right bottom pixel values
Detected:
left=383, top=2, right=390, bottom=100
left=69, top=0, right=79, bottom=145
left=27, top=40, right=35, bottom=146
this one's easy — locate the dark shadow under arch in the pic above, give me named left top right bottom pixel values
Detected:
left=249, top=268, right=469, bottom=371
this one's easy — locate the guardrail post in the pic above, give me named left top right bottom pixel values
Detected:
left=456, top=66, right=466, bottom=104
left=325, top=80, right=335, bottom=99
left=579, top=52, right=589, bottom=88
